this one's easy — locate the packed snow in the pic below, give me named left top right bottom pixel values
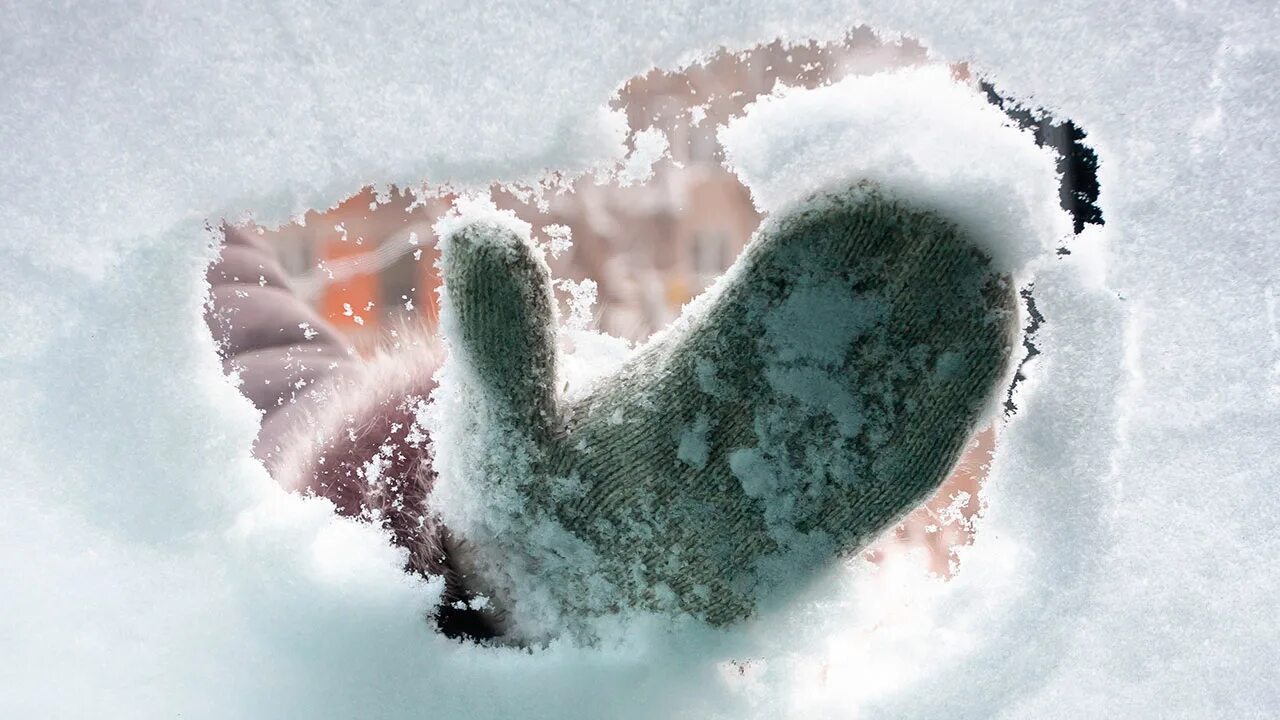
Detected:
left=1, top=1, right=1277, bottom=718
left=719, top=66, right=1070, bottom=274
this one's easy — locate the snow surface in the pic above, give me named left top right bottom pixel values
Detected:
left=719, top=66, right=1070, bottom=273
left=616, top=127, right=671, bottom=186
left=2, top=2, right=1277, bottom=718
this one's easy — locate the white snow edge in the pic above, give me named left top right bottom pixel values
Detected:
left=720, top=66, right=1074, bottom=273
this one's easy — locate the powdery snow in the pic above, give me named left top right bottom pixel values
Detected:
left=1, top=2, right=1276, bottom=718
left=719, top=66, right=1071, bottom=274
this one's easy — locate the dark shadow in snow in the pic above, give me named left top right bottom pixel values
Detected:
left=980, top=83, right=1104, bottom=416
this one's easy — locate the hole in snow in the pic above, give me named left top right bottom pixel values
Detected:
left=205, top=26, right=1102, bottom=637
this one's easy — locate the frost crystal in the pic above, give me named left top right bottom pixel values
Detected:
left=542, top=223, right=574, bottom=258
left=616, top=128, right=670, bottom=186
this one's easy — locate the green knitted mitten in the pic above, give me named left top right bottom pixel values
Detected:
left=432, top=184, right=1016, bottom=639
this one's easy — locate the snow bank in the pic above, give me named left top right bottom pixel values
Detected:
left=2, top=1, right=1277, bottom=718
left=720, top=66, right=1071, bottom=273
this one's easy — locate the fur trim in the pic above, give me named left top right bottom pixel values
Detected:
left=269, top=325, right=498, bottom=640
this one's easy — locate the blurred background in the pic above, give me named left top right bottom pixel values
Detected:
left=241, top=27, right=1099, bottom=576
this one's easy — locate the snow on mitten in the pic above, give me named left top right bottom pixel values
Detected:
left=430, top=184, right=1017, bottom=639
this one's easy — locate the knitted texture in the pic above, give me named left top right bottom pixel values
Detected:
left=435, top=184, right=1017, bottom=637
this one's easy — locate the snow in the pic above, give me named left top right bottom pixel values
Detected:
left=616, top=127, right=671, bottom=186
left=719, top=66, right=1070, bottom=273
left=434, top=195, right=536, bottom=256
left=557, top=277, right=600, bottom=330
left=676, top=412, right=712, bottom=469
left=2, top=1, right=1278, bottom=718
left=541, top=223, right=575, bottom=258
